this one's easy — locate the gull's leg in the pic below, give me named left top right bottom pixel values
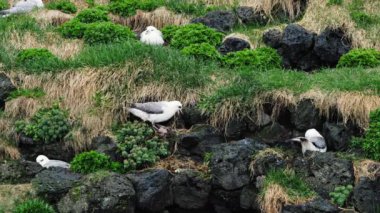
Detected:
left=152, top=123, right=159, bottom=131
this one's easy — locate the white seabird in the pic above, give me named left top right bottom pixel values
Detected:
left=0, top=0, right=44, bottom=17
left=286, top=128, right=327, bottom=155
left=128, top=101, right=182, bottom=129
left=36, top=155, right=70, bottom=169
left=140, top=26, right=165, bottom=46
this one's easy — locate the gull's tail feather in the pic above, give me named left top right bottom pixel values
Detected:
left=128, top=108, right=149, bottom=121
left=285, top=137, right=307, bottom=143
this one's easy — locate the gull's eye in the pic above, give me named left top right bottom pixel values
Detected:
left=179, top=106, right=182, bottom=109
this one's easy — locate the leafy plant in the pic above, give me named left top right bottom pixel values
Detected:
left=223, top=47, right=282, bottom=68
left=16, top=48, right=61, bottom=73
left=181, top=43, right=221, bottom=60
left=115, top=121, right=169, bottom=171
left=75, top=8, right=109, bottom=23
left=170, top=23, right=224, bottom=50
left=329, top=184, right=353, bottom=207
left=0, top=0, right=8, bottom=10
left=58, top=19, right=88, bottom=39
left=327, top=0, right=343, bottom=6
left=161, top=25, right=181, bottom=43
left=351, top=108, right=380, bottom=161
left=109, top=0, right=163, bottom=17
left=13, top=199, right=55, bottom=213
left=6, top=88, right=45, bottom=101
left=46, top=0, right=77, bottom=14
left=15, top=103, right=71, bottom=143
left=70, top=150, right=123, bottom=174
left=85, top=0, right=95, bottom=7
left=83, top=22, right=135, bottom=45
left=337, top=48, right=380, bottom=68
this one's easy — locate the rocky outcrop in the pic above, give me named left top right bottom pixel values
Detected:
left=353, top=177, right=380, bottom=213
left=178, top=124, right=225, bottom=161
left=32, top=167, right=82, bottom=203
left=322, top=122, right=354, bottom=151
left=290, top=99, right=322, bottom=131
left=90, top=136, right=122, bottom=162
left=282, top=198, right=340, bottom=213
left=0, top=72, right=16, bottom=109
left=293, top=152, right=354, bottom=199
left=58, top=172, right=135, bottom=213
left=0, top=160, right=42, bottom=184
left=181, top=107, right=208, bottom=129
left=172, top=169, right=211, bottom=210
left=255, top=122, right=291, bottom=145
left=218, top=37, right=251, bottom=55
left=249, top=149, right=287, bottom=178
left=191, top=11, right=238, bottom=32
left=264, top=24, right=351, bottom=71
left=236, top=6, right=268, bottom=25
left=127, top=169, right=173, bottom=212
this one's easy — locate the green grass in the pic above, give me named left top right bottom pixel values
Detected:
left=349, top=0, right=380, bottom=29
left=6, top=88, right=46, bottom=101
left=261, top=169, right=315, bottom=199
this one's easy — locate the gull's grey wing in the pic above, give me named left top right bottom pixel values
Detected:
left=45, top=160, right=70, bottom=169
left=131, top=102, right=165, bottom=114
left=309, top=136, right=326, bottom=149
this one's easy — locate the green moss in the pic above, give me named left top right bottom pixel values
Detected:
left=329, top=185, right=353, bottom=207
left=46, top=0, right=77, bottom=14
left=181, top=43, right=221, bottom=60
left=75, top=8, right=109, bottom=23
left=223, top=47, right=282, bottom=69
left=70, top=151, right=114, bottom=174
left=161, top=25, right=181, bottom=43
left=13, top=199, right=55, bottom=213
left=83, top=22, right=135, bottom=45
left=337, top=48, right=380, bottom=68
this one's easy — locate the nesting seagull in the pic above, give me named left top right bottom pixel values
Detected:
left=286, top=128, right=327, bottom=155
left=36, top=155, right=70, bottom=169
left=140, top=26, right=165, bottom=46
left=128, top=101, right=182, bottom=130
left=0, top=0, right=44, bottom=17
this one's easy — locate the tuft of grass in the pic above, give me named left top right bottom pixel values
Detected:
left=349, top=0, right=380, bottom=28
left=46, top=0, right=77, bottom=14
left=6, top=88, right=45, bottom=101
left=327, top=0, right=343, bottom=6
left=0, top=0, right=8, bottom=10
left=13, top=199, right=55, bottom=213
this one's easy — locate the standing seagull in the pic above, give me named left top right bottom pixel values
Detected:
left=36, top=155, right=70, bottom=169
left=128, top=101, right=182, bottom=130
left=140, top=26, right=165, bottom=46
left=286, top=128, right=327, bottom=155
left=0, top=0, right=44, bottom=17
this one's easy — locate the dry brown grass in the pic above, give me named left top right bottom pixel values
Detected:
left=353, top=160, right=380, bottom=183
left=7, top=31, right=83, bottom=59
left=249, top=148, right=285, bottom=178
left=0, top=140, right=20, bottom=160
left=110, top=7, right=190, bottom=33
left=259, top=184, right=289, bottom=213
left=0, top=184, right=34, bottom=212
left=31, top=9, right=74, bottom=27
left=154, top=155, right=209, bottom=173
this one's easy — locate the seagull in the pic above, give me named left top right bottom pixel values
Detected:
left=140, top=26, right=165, bottom=46
left=36, top=155, right=70, bottom=169
left=286, top=128, right=327, bottom=155
left=0, top=0, right=44, bottom=17
left=128, top=101, right=182, bottom=130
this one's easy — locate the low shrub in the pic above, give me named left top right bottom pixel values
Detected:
left=13, top=199, right=55, bottom=213
left=223, top=47, right=282, bottom=68
left=223, top=49, right=258, bottom=67
left=170, top=24, right=224, bottom=50
left=337, top=48, right=380, bottom=68
left=15, top=103, right=71, bottom=143
left=161, top=25, right=181, bottom=43
left=254, top=47, right=282, bottom=69
left=109, top=0, right=163, bottom=17
left=75, top=8, right=109, bottom=23
left=15, top=48, right=61, bottom=72
left=181, top=43, right=221, bottom=60
left=329, top=185, right=353, bottom=207
left=0, top=0, right=8, bottom=10
left=58, top=19, right=88, bottom=38
left=70, top=151, right=123, bottom=174
left=116, top=121, right=169, bottom=171
left=46, top=0, right=77, bottom=14
left=83, top=22, right=135, bottom=45
left=351, top=108, right=380, bottom=161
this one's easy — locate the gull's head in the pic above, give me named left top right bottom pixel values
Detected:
left=36, top=155, right=49, bottom=166
left=169, top=101, right=182, bottom=113
left=146, top=26, right=158, bottom=32
left=305, top=128, right=322, bottom=138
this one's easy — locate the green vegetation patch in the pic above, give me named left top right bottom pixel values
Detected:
left=15, top=103, right=71, bottom=144
left=327, top=0, right=343, bottom=6
left=337, top=48, right=380, bottom=68
left=329, top=184, right=353, bottom=207
left=46, top=0, right=77, bottom=14
left=0, top=0, right=9, bottom=10
left=170, top=24, right=224, bottom=50
left=109, top=0, right=163, bottom=17
left=352, top=108, right=380, bottom=161
left=181, top=43, right=221, bottom=60
left=16, top=48, right=62, bottom=73
left=83, top=22, right=135, bottom=45
left=70, top=150, right=123, bottom=174
left=75, top=8, right=109, bottom=23
left=349, top=0, right=380, bottom=28
left=58, top=19, right=88, bottom=39
left=13, top=199, right=55, bottom=213
left=161, top=25, right=181, bottom=43
left=262, top=169, right=315, bottom=199
left=223, top=47, right=282, bottom=69
left=115, top=121, right=169, bottom=171
left=6, top=88, right=45, bottom=101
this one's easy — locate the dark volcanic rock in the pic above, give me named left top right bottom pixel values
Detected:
left=181, top=106, right=208, bottom=129
left=209, top=138, right=267, bottom=190
left=172, top=169, right=211, bottom=210
left=353, top=177, right=380, bottom=213
left=0, top=72, right=16, bottom=109
left=293, top=152, right=354, bottom=199
left=218, top=37, right=251, bottom=55
left=224, top=118, right=247, bottom=140
left=58, top=172, right=135, bottom=213
left=255, top=122, right=291, bottom=145
left=191, top=10, right=238, bottom=32
left=263, top=29, right=283, bottom=49
left=282, top=198, right=339, bottom=213
left=249, top=149, right=287, bottom=178
left=210, top=188, right=243, bottom=213
left=236, top=6, right=268, bottom=25
left=290, top=99, right=321, bottom=131
left=322, top=122, right=353, bottom=151
left=0, top=160, right=43, bottom=184
left=90, top=136, right=122, bottom=161
left=127, top=169, right=173, bottom=212
left=240, top=185, right=260, bottom=211
left=313, top=28, right=351, bottom=67
left=178, top=124, right=225, bottom=161
left=32, top=167, right=82, bottom=203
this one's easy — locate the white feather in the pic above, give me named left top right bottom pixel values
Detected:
left=140, top=26, right=164, bottom=46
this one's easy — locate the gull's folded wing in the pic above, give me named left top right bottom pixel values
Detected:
left=131, top=102, right=165, bottom=114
